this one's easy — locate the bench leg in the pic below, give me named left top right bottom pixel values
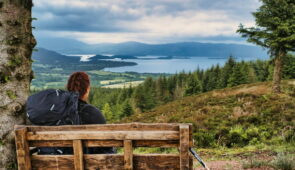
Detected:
left=73, top=140, right=84, bottom=170
left=180, top=125, right=190, bottom=170
left=15, top=127, right=31, bottom=170
left=124, top=140, right=133, bottom=170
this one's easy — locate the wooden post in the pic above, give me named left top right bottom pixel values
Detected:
left=189, top=124, right=194, bottom=170
left=15, top=127, right=31, bottom=170
left=73, top=140, right=84, bottom=170
left=179, top=125, right=190, bottom=170
left=124, top=140, right=133, bottom=170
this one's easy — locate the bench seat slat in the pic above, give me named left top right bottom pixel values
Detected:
left=31, top=154, right=180, bottom=170
left=27, top=131, right=179, bottom=141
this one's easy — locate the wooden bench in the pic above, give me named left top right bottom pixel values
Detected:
left=14, top=123, right=193, bottom=170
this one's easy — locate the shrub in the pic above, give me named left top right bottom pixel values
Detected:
left=249, top=137, right=260, bottom=145
left=246, top=126, right=260, bottom=139
left=193, top=130, right=216, bottom=148
left=283, top=127, right=295, bottom=143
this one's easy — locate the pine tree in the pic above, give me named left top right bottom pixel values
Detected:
left=282, top=54, right=295, bottom=79
left=219, top=56, right=236, bottom=88
left=133, top=85, right=147, bottom=111
left=185, top=74, right=202, bottom=96
left=237, top=0, right=295, bottom=93
left=251, top=60, right=270, bottom=82
left=228, top=64, right=247, bottom=87
left=247, top=67, right=258, bottom=83
left=0, top=0, right=36, bottom=167
left=102, top=103, right=113, bottom=121
left=121, top=100, right=134, bottom=117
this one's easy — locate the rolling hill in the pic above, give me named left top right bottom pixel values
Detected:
left=123, top=81, right=295, bottom=148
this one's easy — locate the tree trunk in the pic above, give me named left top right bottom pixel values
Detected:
left=0, top=0, right=36, bottom=169
left=272, top=52, right=284, bottom=93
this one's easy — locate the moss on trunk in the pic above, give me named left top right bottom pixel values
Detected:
left=0, top=0, right=36, bottom=169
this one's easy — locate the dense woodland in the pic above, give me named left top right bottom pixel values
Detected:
left=89, top=54, right=295, bottom=122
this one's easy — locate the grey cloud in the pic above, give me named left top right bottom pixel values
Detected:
left=33, top=0, right=260, bottom=43
left=33, top=0, right=259, bottom=32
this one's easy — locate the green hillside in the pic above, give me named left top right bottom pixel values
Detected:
left=124, top=80, right=295, bottom=148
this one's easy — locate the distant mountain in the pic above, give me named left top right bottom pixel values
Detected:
left=90, top=54, right=113, bottom=60
left=91, top=54, right=137, bottom=61
left=36, top=37, right=268, bottom=58
left=32, top=48, right=137, bottom=71
left=32, top=48, right=80, bottom=64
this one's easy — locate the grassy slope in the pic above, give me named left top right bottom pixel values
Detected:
left=124, top=80, right=295, bottom=148
left=122, top=80, right=295, bottom=168
left=127, top=80, right=294, bottom=123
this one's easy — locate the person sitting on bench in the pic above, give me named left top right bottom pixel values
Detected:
left=38, top=71, right=115, bottom=154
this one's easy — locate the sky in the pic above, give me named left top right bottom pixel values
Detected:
left=33, top=0, right=261, bottom=44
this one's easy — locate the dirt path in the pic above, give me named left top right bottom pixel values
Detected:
left=194, top=160, right=242, bottom=170
left=194, top=160, right=275, bottom=170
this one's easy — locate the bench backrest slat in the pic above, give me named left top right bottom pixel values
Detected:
left=27, top=130, right=179, bottom=141
left=31, top=154, right=181, bottom=170
left=22, top=123, right=180, bottom=131
left=29, top=140, right=179, bottom=147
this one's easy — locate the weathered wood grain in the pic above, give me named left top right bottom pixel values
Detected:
left=15, top=123, right=194, bottom=169
left=31, top=154, right=180, bottom=170
left=31, top=155, right=74, bottom=170
left=179, top=124, right=190, bottom=170
left=29, top=140, right=179, bottom=147
left=124, top=140, right=133, bottom=170
left=15, top=127, right=31, bottom=170
left=16, top=123, right=182, bottom=132
left=189, top=124, right=193, bottom=147
left=27, top=131, right=179, bottom=141
left=73, top=140, right=84, bottom=170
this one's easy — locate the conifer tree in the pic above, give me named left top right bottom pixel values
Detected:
left=102, top=103, right=113, bottom=121
left=228, top=64, right=247, bottom=87
left=185, top=74, right=202, bottom=96
left=247, top=67, right=258, bottom=83
left=282, top=54, right=295, bottom=79
left=237, top=0, right=295, bottom=93
left=133, top=85, right=148, bottom=112
left=121, top=100, right=134, bottom=117
left=219, top=56, right=236, bottom=88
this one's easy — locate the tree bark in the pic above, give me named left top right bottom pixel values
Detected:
left=272, top=52, right=284, bottom=93
left=0, top=0, right=36, bottom=169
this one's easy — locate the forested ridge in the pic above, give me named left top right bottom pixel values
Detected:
left=89, top=54, right=295, bottom=122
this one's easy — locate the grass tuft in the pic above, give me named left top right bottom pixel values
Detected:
left=272, top=153, right=295, bottom=170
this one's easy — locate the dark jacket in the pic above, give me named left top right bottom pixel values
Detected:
left=78, top=99, right=106, bottom=125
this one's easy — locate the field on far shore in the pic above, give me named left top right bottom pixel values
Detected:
left=101, top=80, right=143, bottom=88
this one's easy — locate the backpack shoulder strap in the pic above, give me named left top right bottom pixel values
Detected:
left=77, top=102, right=91, bottom=125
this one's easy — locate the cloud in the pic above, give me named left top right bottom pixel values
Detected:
left=33, top=0, right=261, bottom=44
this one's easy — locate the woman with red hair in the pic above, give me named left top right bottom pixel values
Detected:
left=67, top=71, right=106, bottom=124
left=67, top=72, right=114, bottom=154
